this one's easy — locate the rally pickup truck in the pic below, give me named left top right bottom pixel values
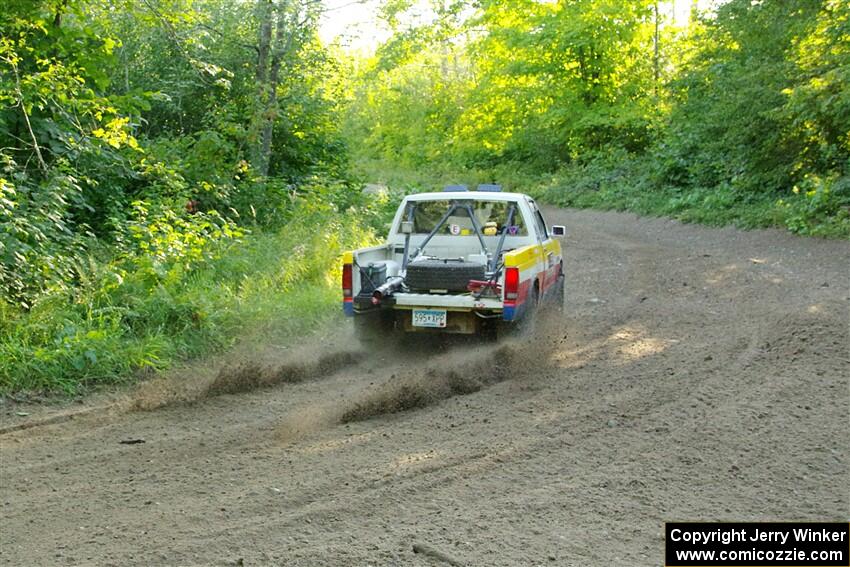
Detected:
left=342, top=185, right=565, bottom=341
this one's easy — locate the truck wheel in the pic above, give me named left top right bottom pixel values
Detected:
left=551, top=272, right=565, bottom=311
left=514, top=284, right=540, bottom=337
left=354, top=311, right=396, bottom=348
left=405, top=259, right=486, bottom=292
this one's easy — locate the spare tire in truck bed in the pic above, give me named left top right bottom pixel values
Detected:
left=405, top=259, right=486, bottom=292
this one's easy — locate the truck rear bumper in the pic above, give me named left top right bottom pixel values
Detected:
left=390, top=292, right=502, bottom=310
left=349, top=293, right=504, bottom=334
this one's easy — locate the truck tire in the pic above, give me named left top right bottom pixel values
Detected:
left=553, top=274, right=565, bottom=310
left=547, top=265, right=565, bottom=311
left=552, top=275, right=566, bottom=312
left=519, top=284, right=540, bottom=336
left=405, top=259, right=486, bottom=292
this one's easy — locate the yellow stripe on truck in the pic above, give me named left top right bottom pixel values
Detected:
left=342, top=251, right=354, bottom=264
left=504, top=244, right=542, bottom=272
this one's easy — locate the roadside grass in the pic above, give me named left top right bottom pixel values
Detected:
left=353, top=156, right=850, bottom=239
left=0, top=201, right=378, bottom=396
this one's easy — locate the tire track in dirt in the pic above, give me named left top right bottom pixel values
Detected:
left=131, top=345, right=365, bottom=411
left=1, top=340, right=366, bottom=437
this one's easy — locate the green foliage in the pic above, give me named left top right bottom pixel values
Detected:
left=662, top=0, right=819, bottom=193
left=780, top=174, right=850, bottom=237
left=0, top=1, right=146, bottom=305
left=534, top=151, right=850, bottom=238
left=345, top=0, right=662, bottom=168
left=0, top=0, right=370, bottom=395
left=0, top=201, right=378, bottom=395
left=344, top=0, right=849, bottom=239
left=1, top=0, right=355, bottom=304
left=780, top=0, right=850, bottom=183
left=0, top=159, right=91, bottom=307
left=464, top=0, right=658, bottom=162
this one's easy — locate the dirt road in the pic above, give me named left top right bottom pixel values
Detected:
left=1, top=208, right=848, bottom=566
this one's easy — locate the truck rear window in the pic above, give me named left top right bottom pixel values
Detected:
left=411, top=200, right=527, bottom=236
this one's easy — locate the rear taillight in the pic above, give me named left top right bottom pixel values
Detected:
left=342, top=263, right=353, bottom=298
left=504, top=267, right=519, bottom=301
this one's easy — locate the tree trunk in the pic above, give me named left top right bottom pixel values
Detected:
left=256, top=2, right=290, bottom=177
left=653, top=0, right=660, bottom=97
left=252, top=0, right=274, bottom=174
left=256, top=0, right=273, bottom=85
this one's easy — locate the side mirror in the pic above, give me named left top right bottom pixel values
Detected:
left=551, top=225, right=566, bottom=237
left=400, top=220, right=414, bottom=234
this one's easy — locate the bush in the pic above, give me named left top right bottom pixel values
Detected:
left=0, top=197, right=379, bottom=395
left=780, top=175, right=850, bottom=237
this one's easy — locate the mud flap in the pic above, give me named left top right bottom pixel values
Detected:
left=353, top=309, right=396, bottom=347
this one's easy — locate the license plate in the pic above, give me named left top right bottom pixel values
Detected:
left=412, top=309, right=447, bottom=328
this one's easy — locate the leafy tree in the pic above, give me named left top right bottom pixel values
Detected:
left=660, top=0, right=825, bottom=193
left=472, top=0, right=660, bottom=163
left=0, top=0, right=143, bottom=305
left=781, top=0, right=850, bottom=187
left=1, top=0, right=351, bottom=307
